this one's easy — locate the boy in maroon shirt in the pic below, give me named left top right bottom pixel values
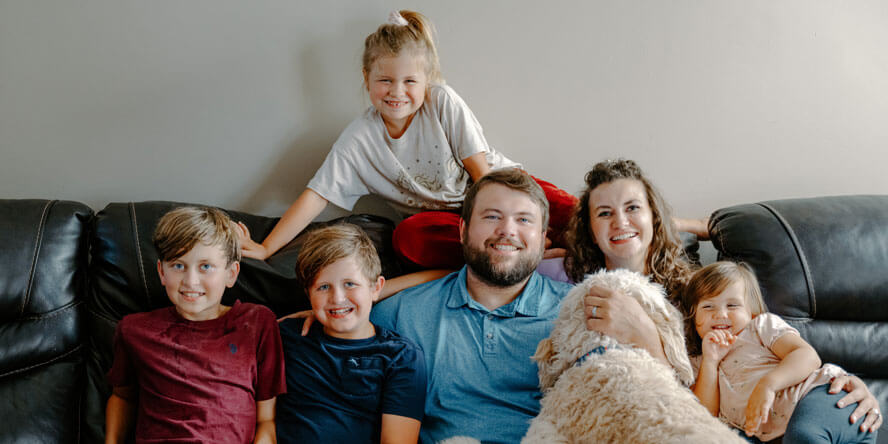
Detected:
left=105, top=207, right=286, bottom=443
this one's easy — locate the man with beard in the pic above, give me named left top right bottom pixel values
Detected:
left=371, top=169, right=571, bottom=443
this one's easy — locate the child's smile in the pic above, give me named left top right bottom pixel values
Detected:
left=157, top=242, right=239, bottom=322
left=364, top=50, right=429, bottom=138
left=694, top=280, right=752, bottom=338
left=309, top=255, right=383, bottom=340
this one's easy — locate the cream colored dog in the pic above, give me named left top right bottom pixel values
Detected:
left=521, top=269, right=746, bottom=444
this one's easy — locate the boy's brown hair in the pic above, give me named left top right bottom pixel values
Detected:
left=295, top=224, right=382, bottom=290
left=679, top=261, right=768, bottom=356
left=152, top=206, right=241, bottom=265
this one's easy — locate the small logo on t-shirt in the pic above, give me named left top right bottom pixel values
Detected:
left=348, top=357, right=359, bottom=368
left=229, top=343, right=238, bottom=354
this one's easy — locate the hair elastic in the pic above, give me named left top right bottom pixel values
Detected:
left=387, top=11, right=409, bottom=26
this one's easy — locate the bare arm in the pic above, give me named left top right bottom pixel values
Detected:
left=692, top=330, right=736, bottom=416
left=105, top=386, right=137, bottom=444
left=745, top=333, right=821, bottom=435
left=693, top=358, right=722, bottom=416
left=380, top=414, right=421, bottom=444
left=461, top=152, right=490, bottom=183
left=254, top=397, right=277, bottom=444
left=380, top=270, right=452, bottom=301
left=584, top=286, right=669, bottom=365
left=673, top=216, right=710, bottom=240
left=239, top=189, right=328, bottom=260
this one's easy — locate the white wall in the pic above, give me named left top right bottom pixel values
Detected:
left=2, top=0, right=886, bottom=223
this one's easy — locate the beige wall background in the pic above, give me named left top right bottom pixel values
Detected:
left=2, top=1, right=886, bottom=225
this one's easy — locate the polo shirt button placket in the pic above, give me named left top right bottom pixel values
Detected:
left=483, top=313, right=496, bottom=355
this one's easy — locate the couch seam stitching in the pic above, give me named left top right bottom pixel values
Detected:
left=0, top=343, right=83, bottom=379
left=21, top=200, right=54, bottom=317
left=130, top=202, right=152, bottom=306
left=759, top=202, right=816, bottom=318
left=18, top=300, right=81, bottom=321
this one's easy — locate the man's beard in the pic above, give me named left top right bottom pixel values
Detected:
left=462, top=238, right=543, bottom=287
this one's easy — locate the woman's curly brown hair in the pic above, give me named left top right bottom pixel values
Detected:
left=563, top=159, right=695, bottom=300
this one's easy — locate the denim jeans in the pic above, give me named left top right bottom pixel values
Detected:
left=782, top=385, right=878, bottom=444
left=733, top=385, right=877, bottom=444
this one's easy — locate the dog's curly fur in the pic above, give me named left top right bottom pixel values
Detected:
left=521, top=269, right=746, bottom=444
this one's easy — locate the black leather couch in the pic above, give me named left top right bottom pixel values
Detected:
left=1, top=196, right=885, bottom=443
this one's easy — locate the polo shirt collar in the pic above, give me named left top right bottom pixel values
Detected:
left=445, top=265, right=544, bottom=317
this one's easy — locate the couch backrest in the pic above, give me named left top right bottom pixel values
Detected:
left=710, top=195, right=888, bottom=435
left=0, top=199, right=92, bottom=442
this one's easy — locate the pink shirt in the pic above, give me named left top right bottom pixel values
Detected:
left=692, top=313, right=844, bottom=441
left=108, top=301, right=286, bottom=443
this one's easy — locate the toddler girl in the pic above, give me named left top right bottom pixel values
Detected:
left=680, top=261, right=877, bottom=443
left=239, top=10, right=576, bottom=270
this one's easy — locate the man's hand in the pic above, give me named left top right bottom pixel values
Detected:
left=829, top=374, right=883, bottom=433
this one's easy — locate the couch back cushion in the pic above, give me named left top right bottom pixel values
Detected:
left=709, top=195, right=888, bottom=436
left=0, top=199, right=92, bottom=442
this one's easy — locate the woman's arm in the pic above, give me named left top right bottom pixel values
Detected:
left=238, top=189, right=328, bottom=260
left=380, top=414, right=421, bottom=444
left=744, top=333, right=821, bottom=435
left=105, top=386, right=137, bottom=444
left=461, top=152, right=490, bottom=183
left=254, top=397, right=277, bottom=444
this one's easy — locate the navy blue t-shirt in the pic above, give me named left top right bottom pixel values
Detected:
left=276, top=319, right=426, bottom=443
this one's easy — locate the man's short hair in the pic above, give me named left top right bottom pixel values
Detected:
left=152, top=206, right=241, bottom=265
left=295, top=224, right=382, bottom=291
left=461, top=169, right=549, bottom=231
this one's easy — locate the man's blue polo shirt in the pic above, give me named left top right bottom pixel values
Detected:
left=370, top=266, right=571, bottom=444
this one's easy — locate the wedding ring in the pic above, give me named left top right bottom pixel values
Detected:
left=875, top=409, right=881, bottom=417
left=591, top=305, right=598, bottom=318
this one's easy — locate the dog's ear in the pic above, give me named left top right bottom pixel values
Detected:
left=533, top=337, right=565, bottom=391
left=657, top=305, right=695, bottom=386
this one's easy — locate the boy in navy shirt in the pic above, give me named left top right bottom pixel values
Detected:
left=276, top=224, right=426, bottom=443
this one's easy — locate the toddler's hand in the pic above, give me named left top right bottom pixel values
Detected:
left=236, top=222, right=269, bottom=260
left=744, top=381, right=777, bottom=436
left=277, top=310, right=316, bottom=336
left=701, top=330, right=735, bottom=364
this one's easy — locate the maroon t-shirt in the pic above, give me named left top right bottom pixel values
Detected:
left=108, top=300, right=286, bottom=443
